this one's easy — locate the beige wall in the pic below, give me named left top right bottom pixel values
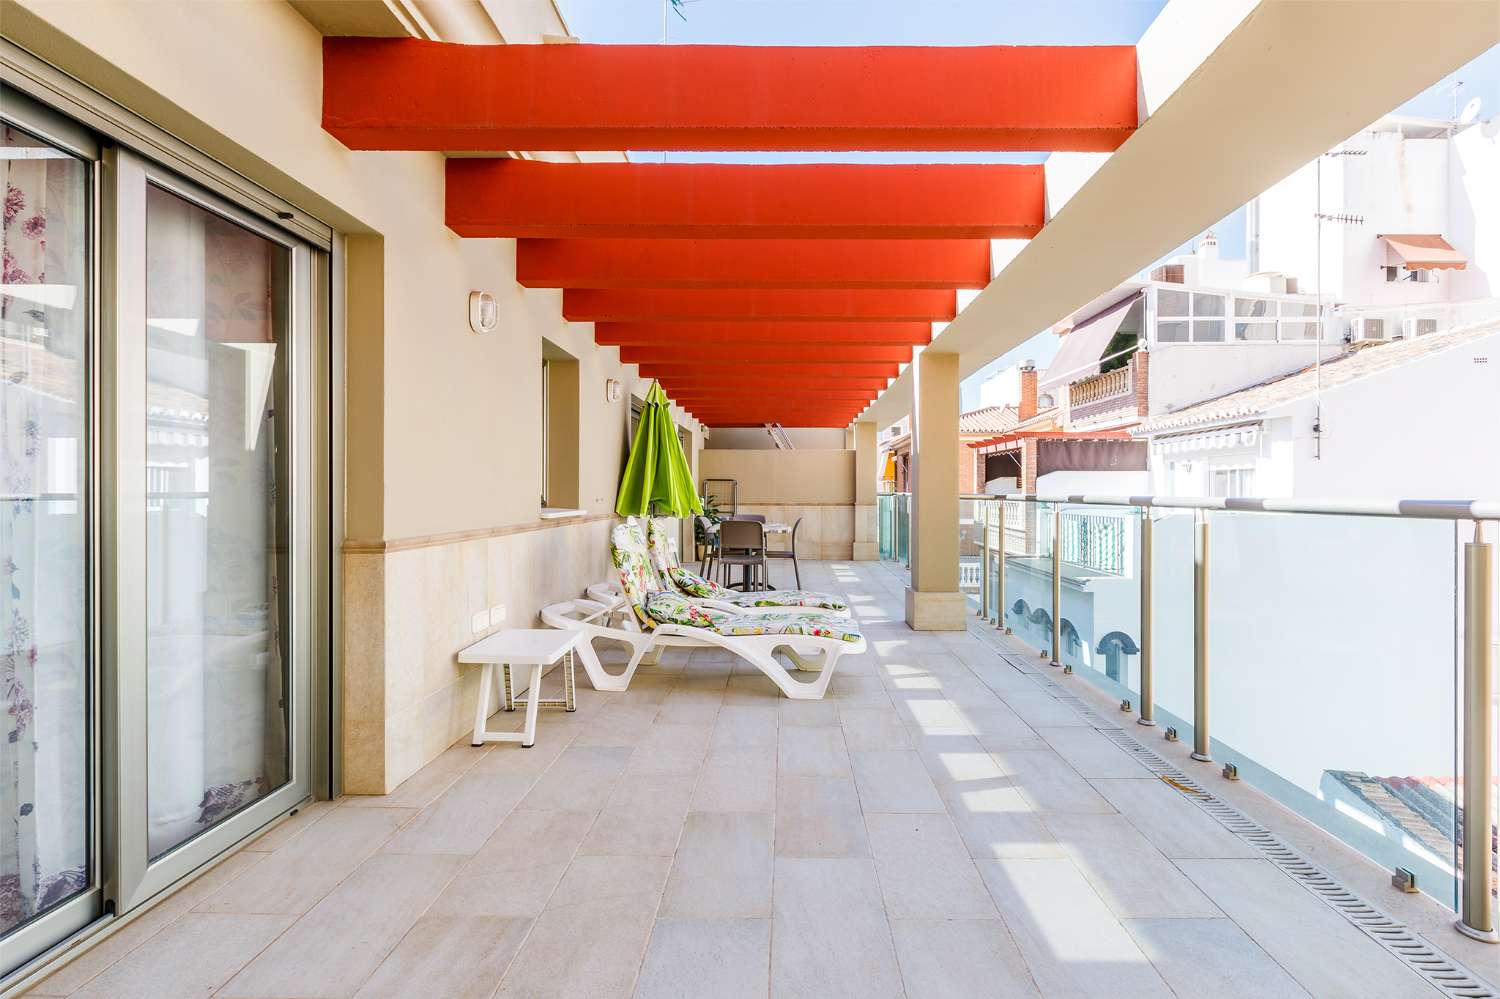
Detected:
left=698, top=449, right=857, bottom=559
left=2, top=0, right=703, bottom=791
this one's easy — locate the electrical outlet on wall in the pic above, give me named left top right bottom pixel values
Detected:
left=471, top=609, right=491, bottom=633
left=490, top=604, right=507, bottom=625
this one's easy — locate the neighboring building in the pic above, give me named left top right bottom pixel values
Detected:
left=879, top=400, right=1022, bottom=495
left=1134, top=317, right=1500, bottom=500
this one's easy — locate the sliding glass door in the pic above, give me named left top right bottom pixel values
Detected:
left=1, top=108, right=98, bottom=967
left=2, top=93, right=320, bottom=978
left=107, top=150, right=313, bottom=909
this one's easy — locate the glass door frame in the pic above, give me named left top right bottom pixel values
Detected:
left=0, top=83, right=104, bottom=980
left=100, top=147, right=313, bottom=914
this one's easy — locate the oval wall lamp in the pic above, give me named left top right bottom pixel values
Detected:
left=468, top=290, right=498, bottom=335
left=605, top=378, right=623, bottom=403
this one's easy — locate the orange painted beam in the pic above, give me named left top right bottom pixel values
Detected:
left=565, top=288, right=956, bottom=323
left=447, top=160, right=1043, bottom=240
left=324, top=40, right=1138, bottom=152
left=640, top=362, right=898, bottom=380
left=674, top=394, right=877, bottom=406
left=657, top=378, right=888, bottom=393
left=518, top=238, right=990, bottom=290
left=597, top=322, right=932, bottom=347
left=620, top=345, right=911, bottom=365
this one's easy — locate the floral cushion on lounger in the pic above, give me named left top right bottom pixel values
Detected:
left=644, top=590, right=730, bottom=629
left=724, top=590, right=848, bottom=613
left=718, top=611, right=862, bottom=644
left=666, top=566, right=730, bottom=599
left=645, top=518, right=680, bottom=578
left=611, top=521, right=663, bottom=628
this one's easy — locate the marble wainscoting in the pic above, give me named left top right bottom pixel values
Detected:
left=343, top=515, right=615, bottom=794
left=733, top=503, right=856, bottom=560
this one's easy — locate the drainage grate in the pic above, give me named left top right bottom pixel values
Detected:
left=971, top=628, right=1498, bottom=999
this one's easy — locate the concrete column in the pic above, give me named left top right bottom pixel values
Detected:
left=905, top=350, right=967, bottom=630
left=852, top=420, right=878, bottom=560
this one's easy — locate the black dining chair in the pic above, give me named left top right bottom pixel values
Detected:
left=763, top=516, right=803, bottom=589
left=716, top=518, right=767, bottom=591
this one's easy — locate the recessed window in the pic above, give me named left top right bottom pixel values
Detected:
left=1210, top=466, right=1255, bottom=497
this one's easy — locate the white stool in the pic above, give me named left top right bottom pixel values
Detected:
left=458, top=629, right=581, bottom=748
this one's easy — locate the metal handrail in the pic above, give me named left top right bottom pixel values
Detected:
left=958, top=493, right=1500, bottom=521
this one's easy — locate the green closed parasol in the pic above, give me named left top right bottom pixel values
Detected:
left=616, top=381, right=703, bottom=518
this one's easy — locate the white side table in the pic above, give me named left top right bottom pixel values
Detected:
left=458, top=629, right=581, bottom=748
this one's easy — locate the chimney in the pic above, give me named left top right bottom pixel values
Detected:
left=1018, top=361, right=1038, bottom=421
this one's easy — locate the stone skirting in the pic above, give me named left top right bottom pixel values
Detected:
left=342, top=516, right=614, bottom=794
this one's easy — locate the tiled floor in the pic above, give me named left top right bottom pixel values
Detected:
left=24, top=561, right=1477, bottom=999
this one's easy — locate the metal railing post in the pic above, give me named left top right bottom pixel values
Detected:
left=1051, top=503, right=1063, bottom=667
left=979, top=501, right=990, bottom=619
left=1138, top=507, right=1156, bottom=726
left=996, top=500, right=1009, bottom=632
left=1191, top=509, right=1212, bottom=762
left=1457, top=526, right=1497, bottom=943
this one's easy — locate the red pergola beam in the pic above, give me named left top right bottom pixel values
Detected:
left=657, top=379, right=888, bottom=394
left=447, top=160, right=1043, bottom=240
left=596, top=322, right=932, bottom=347
left=518, top=238, right=991, bottom=290
left=324, top=40, right=1138, bottom=152
left=566, top=288, right=955, bottom=323
left=620, top=345, right=911, bottom=365
left=640, top=362, right=898, bottom=380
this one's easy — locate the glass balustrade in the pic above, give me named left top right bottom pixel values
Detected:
left=888, top=494, right=1494, bottom=919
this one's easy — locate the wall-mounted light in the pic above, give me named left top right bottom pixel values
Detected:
left=468, top=291, right=498, bottom=335
left=604, top=378, right=623, bottom=403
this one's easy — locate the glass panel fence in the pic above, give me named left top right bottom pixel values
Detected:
left=877, top=493, right=894, bottom=560
left=959, top=496, right=984, bottom=609
left=1204, top=511, right=1460, bottom=908
left=999, top=501, right=1055, bottom=652
left=1149, top=507, right=1199, bottom=742
left=1054, top=504, right=1143, bottom=707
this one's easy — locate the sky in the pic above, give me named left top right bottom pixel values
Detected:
left=556, top=0, right=1500, bottom=408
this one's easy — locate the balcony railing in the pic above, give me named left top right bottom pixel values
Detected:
left=1066, top=361, right=1134, bottom=421
left=882, top=489, right=1499, bottom=939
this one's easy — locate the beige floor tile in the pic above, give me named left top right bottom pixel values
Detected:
left=518, top=745, right=632, bottom=811
left=965, top=704, right=1047, bottom=752
left=1041, top=813, right=1222, bottom=919
left=779, top=698, right=840, bottom=727
left=547, top=853, right=672, bottom=910
left=660, top=811, right=774, bottom=919
left=838, top=707, right=913, bottom=751
left=571, top=703, right=662, bottom=747
left=910, top=732, right=1007, bottom=785
left=381, top=771, right=534, bottom=855
left=196, top=806, right=414, bottom=914
left=850, top=750, right=944, bottom=813
left=633, top=918, right=770, bottom=999
left=1036, top=726, right=1149, bottom=778
left=977, top=858, right=1175, bottom=998
left=1088, top=778, right=1261, bottom=859
left=342, top=744, right=483, bottom=808
left=691, top=747, right=776, bottom=812
left=243, top=800, right=338, bottom=852
left=429, top=809, right=596, bottom=918
left=353, top=915, right=532, bottom=999
left=69, top=913, right=293, bottom=999
left=579, top=773, right=696, bottom=857
left=866, top=812, right=997, bottom=919
left=778, top=726, right=850, bottom=777
left=495, top=895, right=658, bottom=999
left=471, top=731, right=577, bottom=776
left=770, top=858, right=904, bottom=999
left=775, top=777, right=869, bottom=859
left=622, top=722, right=711, bottom=776
left=219, top=852, right=464, bottom=998
left=998, top=689, right=1094, bottom=728
left=991, top=749, right=1115, bottom=814
left=1177, top=859, right=1440, bottom=999
left=889, top=918, right=1041, bottom=999
left=1123, top=917, right=1313, bottom=999
left=938, top=779, right=1064, bottom=860
left=710, top=704, right=779, bottom=750
left=32, top=851, right=266, bottom=995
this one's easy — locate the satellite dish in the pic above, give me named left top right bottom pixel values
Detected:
left=1460, top=96, right=1482, bottom=125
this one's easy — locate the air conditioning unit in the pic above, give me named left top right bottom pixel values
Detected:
left=1401, top=317, right=1439, bottom=339
left=1350, top=317, right=1387, bottom=342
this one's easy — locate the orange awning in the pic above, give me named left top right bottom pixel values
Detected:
left=1379, top=234, right=1467, bottom=271
left=882, top=454, right=897, bottom=480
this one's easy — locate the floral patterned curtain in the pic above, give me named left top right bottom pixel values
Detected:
left=2, top=126, right=89, bottom=932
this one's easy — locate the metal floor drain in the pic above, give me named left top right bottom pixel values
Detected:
left=970, top=627, right=1498, bottom=999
